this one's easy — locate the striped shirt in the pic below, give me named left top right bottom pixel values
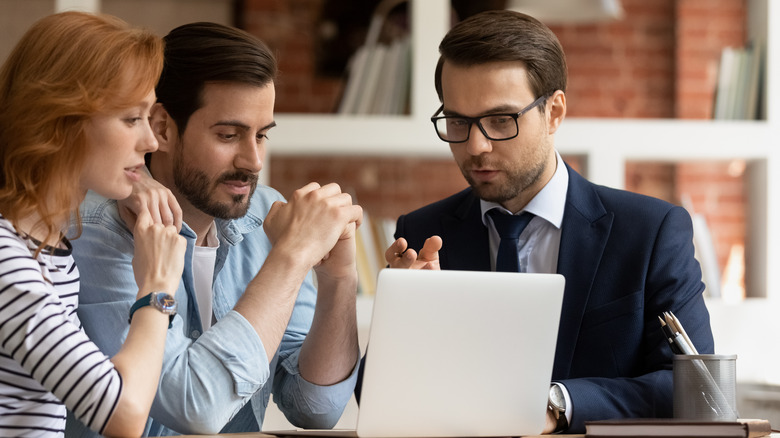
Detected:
left=0, top=217, right=121, bottom=436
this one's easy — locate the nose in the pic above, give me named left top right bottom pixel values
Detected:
left=140, top=119, right=158, bottom=153
left=464, top=122, right=492, bottom=156
left=234, top=136, right=264, bottom=173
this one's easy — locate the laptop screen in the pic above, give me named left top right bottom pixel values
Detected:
left=356, top=269, right=565, bottom=437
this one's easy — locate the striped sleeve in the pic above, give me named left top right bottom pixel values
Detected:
left=0, top=229, right=122, bottom=434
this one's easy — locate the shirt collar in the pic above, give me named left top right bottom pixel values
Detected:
left=179, top=203, right=264, bottom=247
left=480, top=151, right=569, bottom=229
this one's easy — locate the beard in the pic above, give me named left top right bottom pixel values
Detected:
left=460, top=155, right=547, bottom=204
left=173, top=148, right=258, bottom=220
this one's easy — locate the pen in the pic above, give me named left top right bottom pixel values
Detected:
left=659, top=311, right=740, bottom=419
left=663, top=311, right=699, bottom=354
left=668, top=311, right=698, bottom=354
left=671, top=331, right=695, bottom=355
left=658, top=316, right=683, bottom=355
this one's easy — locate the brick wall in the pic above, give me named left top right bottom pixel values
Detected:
left=675, top=0, right=746, bottom=119
left=244, top=0, right=748, bottom=287
left=270, top=155, right=586, bottom=222
left=625, top=160, right=747, bottom=280
left=243, top=0, right=342, bottom=113
left=548, top=0, right=676, bottom=118
left=676, top=161, right=747, bottom=283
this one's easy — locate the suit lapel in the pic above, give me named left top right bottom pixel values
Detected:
left=552, top=166, right=613, bottom=379
left=441, top=190, right=491, bottom=271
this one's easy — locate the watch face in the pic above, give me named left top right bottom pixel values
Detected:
left=153, top=293, right=177, bottom=313
left=550, top=385, right=565, bottom=410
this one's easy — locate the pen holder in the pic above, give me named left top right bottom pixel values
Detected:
left=673, top=354, right=738, bottom=421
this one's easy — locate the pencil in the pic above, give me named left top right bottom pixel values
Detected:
left=668, top=311, right=699, bottom=354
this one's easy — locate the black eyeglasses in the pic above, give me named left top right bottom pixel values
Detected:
left=430, top=94, right=549, bottom=143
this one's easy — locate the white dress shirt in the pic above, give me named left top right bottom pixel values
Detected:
left=192, top=222, right=219, bottom=331
left=479, top=151, right=573, bottom=426
left=481, top=151, right=569, bottom=274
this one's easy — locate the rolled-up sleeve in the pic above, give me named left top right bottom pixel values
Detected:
left=269, top=272, right=359, bottom=429
left=71, top=190, right=356, bottom=435
left=274, top=346, right=359, bottom=428
left=72, top=198, right=272, bottom=434
left=153, top=310, right=270, bottom=432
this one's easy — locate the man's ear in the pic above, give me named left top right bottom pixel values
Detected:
left=546, top=90, right=567, bottom=135
left=149, top=102, right=177, bottom=152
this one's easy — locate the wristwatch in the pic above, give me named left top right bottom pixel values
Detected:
left=548, top=383, right=568, bottom=433
left=129, top=291, right=177, bottom=328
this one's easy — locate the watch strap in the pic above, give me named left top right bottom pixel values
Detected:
left=129, top=292, right=175, bottom=328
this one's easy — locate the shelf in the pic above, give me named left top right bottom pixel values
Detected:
left=51, top=0, right=775, bottom=300
left=269, top=0, right=779, bottom=301
left=270, top=116, right=777, bottom=171
left=271, top=114, right=442, bottom=156
left=272, top=116, right=775, bottom=155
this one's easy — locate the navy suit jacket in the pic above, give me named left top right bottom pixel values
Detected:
left=393, top=165, right=715, bottom=433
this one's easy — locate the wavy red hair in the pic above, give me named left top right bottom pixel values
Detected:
left=0, top=11, right=163, bottom=248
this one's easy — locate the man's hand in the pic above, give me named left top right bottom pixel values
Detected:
left=119, top=168, right=182, bottom=231
left=543, top=406, right=557, bottom=434
left=264, top=182, right=362, bottom=272
left=313, top=219, right=359, bottom=283
left=385, top=236, right=442, bottom=270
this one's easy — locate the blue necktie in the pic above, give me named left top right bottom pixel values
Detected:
left=488, top=209, right=534, bottom=272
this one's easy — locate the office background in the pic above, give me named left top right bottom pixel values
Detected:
left=2, top=0, right=779, bottom=428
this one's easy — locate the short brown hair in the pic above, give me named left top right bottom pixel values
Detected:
left=434, top=10, right=567, bottom=102
left=0, top=11, right=163, bottom=247
left=156, top=22, right=277, bottom=135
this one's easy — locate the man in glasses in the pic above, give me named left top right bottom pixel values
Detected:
left=384, top=9, right=714, bottom=434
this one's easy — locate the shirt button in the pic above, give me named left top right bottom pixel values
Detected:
left=191, top=330, right=200, bottom=338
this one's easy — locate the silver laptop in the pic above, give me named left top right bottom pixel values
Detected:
left=265, top=268, right=565, bottom=438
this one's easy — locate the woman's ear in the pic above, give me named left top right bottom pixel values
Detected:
left=546, top=90, right=567, bottom=135
left=149, top=103, right=177, bottom=152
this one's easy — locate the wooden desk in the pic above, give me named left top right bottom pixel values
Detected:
left=170, top=432, right=780, bottom=437
left=170, top=432, right=780, bottom=438
left=173, top=435, right=585, bottom=438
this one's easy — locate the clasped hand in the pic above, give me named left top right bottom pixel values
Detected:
left=264, top=182, right=363, bottom=279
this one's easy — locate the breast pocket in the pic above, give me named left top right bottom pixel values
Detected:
left=581, top=290, right=644, bottom=329
left=574, top=291, right=645, bottom=377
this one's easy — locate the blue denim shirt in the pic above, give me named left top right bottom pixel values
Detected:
left=64, top=185, right=357, bottom=436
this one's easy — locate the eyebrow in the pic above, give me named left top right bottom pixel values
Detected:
left=212, top=120, right=277, bottom=131
left=128, top=99, right=154, bottom=111
left=443, top=104, right=518, bottom=117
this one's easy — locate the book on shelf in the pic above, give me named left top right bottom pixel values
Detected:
left=337, top=45, right=370, bottom=114
left=353, top=44, right=388, bottom=115
left=339, top=39, right=411, bottom=115
left=681, top=194, right=721, bottom=298
left=744, top=40, right=765, bottom=120
left=355, top=212, right=396, bottom=296
left=712, top=41, right=765, bottom=120
left=584, top=417, right=772, bottom=438
left=712, top=47, right=736, bottom=120
left=337, top=0, right=411, bottom=115
left=385, top=36, right=411, bottom=114
left=369, top=36, right=410, bottom=114
left=355, top=221, right=377, bottom=297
